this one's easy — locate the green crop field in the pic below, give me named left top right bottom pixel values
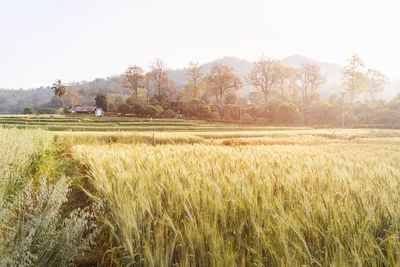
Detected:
left=2, top=115, right=400, bottom=266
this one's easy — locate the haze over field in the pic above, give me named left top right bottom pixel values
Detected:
left=0, top=0, right=399, bottom=89
left=3, top=1, right=400, bottom=265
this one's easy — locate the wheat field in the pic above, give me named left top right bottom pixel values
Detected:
left=75, top=139, right=400, bottom=266
left=2, top=125, right=400, bottom=266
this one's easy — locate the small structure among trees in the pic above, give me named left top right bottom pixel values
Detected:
left=69, top=105, right=97, bottom=114
left=95, top=107, right=104, bottom=116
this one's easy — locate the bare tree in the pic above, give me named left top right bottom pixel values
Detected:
left=184, top=61, right=206, bottom=99
left=150, top=59, right=169, bottom=103
left=121, top=66, right=144, bottom=102
left=276, top=65, right=295, bottom=100
left=206, top=64, right=242, bottom=113
left=297, top=63, right=326, bottom=104
left=342, top=54, right=368, bottom=103
left=143, top=72, right=153, bottom=106
left=366, top=69, right=388, bottom=100
left=246, top=56, right=280, bottom=106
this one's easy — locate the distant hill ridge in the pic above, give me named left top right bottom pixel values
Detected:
left=1, top=55, right=399, bottom=114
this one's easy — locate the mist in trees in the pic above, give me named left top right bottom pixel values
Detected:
left=2, top=53, right=400, bottom=127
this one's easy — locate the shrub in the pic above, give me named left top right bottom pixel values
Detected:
left=38, top=108, right=56, bottom=114
left=223, top=105, right=240, bottom=121
left=210, top=111, right=220, bottom=120
left=117, top=103, right=130, bottom=115
left=0, top=178, right=98, bottom=266
left=222, top=112, right=234, bottom=122
left=163, top=109, right=177, bottom=118
left=23, top=107, right=36, bottom=114
left=63, top=107, right=71, bottom=114
left=240, top=113, right=254, bottom=124
left=130, top=103, right=145, bottom=115
left=199, top=104, right=211, bottom=118
left=146, top=105, right=164, bottom=116
left=256, top=117, right=269, bottom=124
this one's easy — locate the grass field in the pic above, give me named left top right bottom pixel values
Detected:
left=2, top=115, right=400, bottom=266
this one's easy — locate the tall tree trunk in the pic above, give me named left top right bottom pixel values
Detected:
left=264, top=93, right=268, bottom=107
left=219, top=94, right=223, bottom=114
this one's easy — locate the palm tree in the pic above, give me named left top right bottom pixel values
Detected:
left=51, top=79, right=67, bottom=106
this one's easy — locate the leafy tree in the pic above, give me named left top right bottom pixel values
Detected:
left=246, top=56, right=280, bottom=106
left=107, top=94, right=124, bottom=112
left=51, top=80, right=67, bottom=106
left=342, top=54, right=368, bottom=103
left=95, top=94, right=107, bottom=111
left=206, top=64, right=242, bottom=113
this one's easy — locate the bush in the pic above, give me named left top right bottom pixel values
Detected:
left=240, top=113, right=254, bottom=124
left=242, top=105, right=266, bottom=119
left=23, top=107, right=36, bottom=114
left=63, top=107, right=71, bottom=114
left=256, top=117, right=269, bottom=124
left=163, top=109, right=177, bottom=118
left=210, top=111, right=220, bottom=120
left=38, top=108, right=56, bottom=114
left=130, top=103, right=145, bottom=115
left=223, top=105, right=240, bottom=121
left=153, top=105, right=164, bottom=115
left=222, top=112, right=234, bottom=122
left=146, top=105, right=164, bottom=116
left=117, top=103, right=130, bottom=115
left=0, top=178, right=98, bottom=266
left=278, top=103, right=300, bottom=123
left=199, top=105, right=211, bottom=119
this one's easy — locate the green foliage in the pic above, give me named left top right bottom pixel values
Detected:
left=0, top=129, right=98, bottom=266
left=23, top=107, right=36, bottom=114
left=95, top=94, right=107, bottom=111
left=117, top=103, right=130, bottom=115
left=63, top=107, right=70, bottom=114
left=163, top=109, right=177, bottom=118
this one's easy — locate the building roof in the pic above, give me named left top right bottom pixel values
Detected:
left=70, top=105, right=97, bottom=113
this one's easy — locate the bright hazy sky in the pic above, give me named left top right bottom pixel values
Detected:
left=0, top=0, right=399, bottom=89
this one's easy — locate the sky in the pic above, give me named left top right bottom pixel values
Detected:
left=0, top=0, right=399, bottom=89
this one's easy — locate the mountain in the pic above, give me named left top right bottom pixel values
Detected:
left=169, top=55, right=344, bottom=99
left=280, top=55, right=342, bottom=85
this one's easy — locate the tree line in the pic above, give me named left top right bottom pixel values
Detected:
left=39, top=54, right=400, bottom=126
